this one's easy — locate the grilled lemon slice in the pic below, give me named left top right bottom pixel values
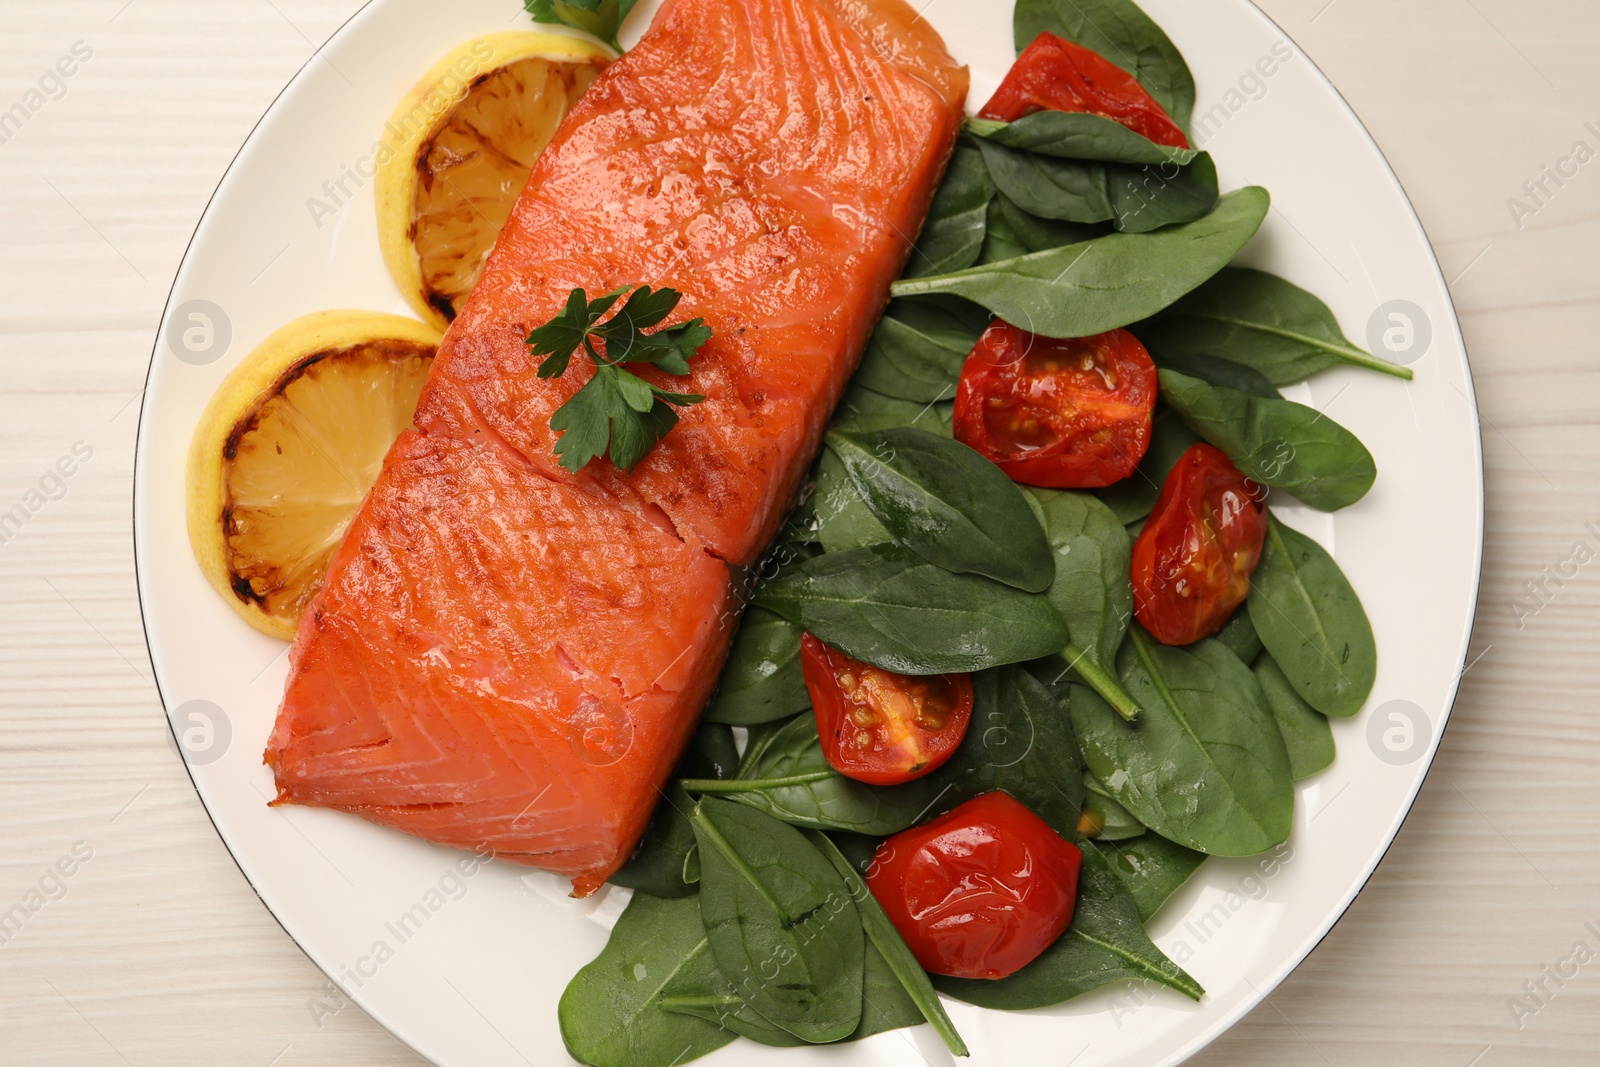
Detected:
left=186, top=311, right=441, bottom=640
left=375, top=32, right=610, bottom=329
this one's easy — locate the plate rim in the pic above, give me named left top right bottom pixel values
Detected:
left=130, top=2, right=1487, bottom=1065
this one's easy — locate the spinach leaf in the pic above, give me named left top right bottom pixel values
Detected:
left=611, top=724, right=736, bottom=896
left=1248, top=516, right=1376, bottom=717
left=929, top=666, right=1084, bottom=840
left=1073, top=632, right=1293, bottom=856
left=1159, top=369, right=1377, bottom=511
left=1081, top=769, right=1146, bottom=841
left=810, top=832, right=970, bottom=1057
left=827, top=427, right=1056, bottom=592
left=686, top=713, right=939, bottom=836
left=853, top=298, right=986, bottom=403
left=981, top=196, right=1029, bottom=264
left=937, top=843, right=1203, bottom=1008
left=978, top=141, right=1218, bottom=234
left=976, top=140, right=1111, bottom=223
left=1014, top=0, right=1197, bottom=132
left=691, top=799, right=865, bottom=1042
left=1109, top=152, right=1219, bottom=234
left=1214, top=607, right=1265, bottom=666
left=704, top=608, right=812, bottom=726
left=659, top=967, right=805, bottom=1048
left=1095, top=405, right=1199, bottom=525
left=1028, top=489, right=1141, bottom=721
left=660, top=938, right=926, bottom=1047
left=1096, top=835, right=1208, bottom=922
left=968, top=113, right=1199, bottom=166
left=753, top=543, right=1070, bottom=674
left=524, top=0, right=635, bottom=51
left=891, top=187, right=1270, bottom=340
left=824, top=831, right=884, bottom=878
left=906, top=142, right=993, bottom=279
left=1136, top=266, right=1413, bottom=383
left=813, top=448, right=893, bottom=553
left=1255, top=652, right=1336, bottom=779
left=830, top=382, right=953, bottom=436
left=1151, top=351, right=1280, bottom=399
left=983, top=193, right=1109, bottom=262
left=558, top=892, right=735, bottom=1067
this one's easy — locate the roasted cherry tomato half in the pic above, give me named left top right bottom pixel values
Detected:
left=953, top=321, right=1158, bottom=489
left=1132, top=442, right=1269, bottom=645
left=866, top=792, right=1083, bottom=980
left=980, top=31, right=1190, bottom=149
left=800, top=634, right=973, bottom=786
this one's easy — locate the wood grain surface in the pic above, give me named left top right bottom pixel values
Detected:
left=2, top=1, right=1597, bottom=1065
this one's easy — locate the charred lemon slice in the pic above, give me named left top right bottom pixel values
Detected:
left=186, top=311, right=441, bottom=640
left=375, top=32, right=611, bottom=329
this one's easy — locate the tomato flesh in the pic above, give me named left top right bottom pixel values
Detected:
left=1132, top=443, right=1269, bottom=645
left=981, top=32, right=1190, bottom=149
left=953, top=321, right=1157, bottom=488
left=866, top=792, right=1083, bottom=980
left=800, top=634, right=973, bottom=786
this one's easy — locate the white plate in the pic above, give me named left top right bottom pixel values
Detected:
left=133, top=2, right=1484, bottom=1065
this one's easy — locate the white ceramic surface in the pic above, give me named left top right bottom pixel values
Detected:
left=132, top=2, right=1484, bottom=1065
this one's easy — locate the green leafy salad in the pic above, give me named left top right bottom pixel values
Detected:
left=527, top=1, right=1409, bottom=1064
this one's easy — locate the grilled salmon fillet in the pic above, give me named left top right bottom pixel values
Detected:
left=266, top=0, right=967, bottom=894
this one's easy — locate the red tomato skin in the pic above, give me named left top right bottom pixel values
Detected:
left=981, top=32, right=1191, bottom=149
left=1132, top=443, right=1269, bottom=645
left=953, top=322, right=1157, bottom=489
left=800, top=635, right=974, bottom=786
left=866, top=792, right=1083, bottom=980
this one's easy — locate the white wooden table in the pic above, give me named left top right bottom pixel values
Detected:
left=2, top=1, right=1597, bottom=1064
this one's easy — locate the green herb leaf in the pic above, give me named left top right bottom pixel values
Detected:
left=968, top=113, right=1199, bottom=166
left=703, top=608, right=812, bottom=726
left=1073, top=631, right=1294, bottom=856
left=558, top=892, right=735, bottom=1067
left=529, top=286, right=627, bottom=379
left=611, top=723, right=737, bottom=897
left=1247, top=516, right=1377, bottom=717
left=1158, top=369, right=1377, bottom=512
left=809, top=831, right=970, bottom=1057
left=1255, top=652, right=1337, bottom=779
left=1029, top=490, right=1141, bottom=721
left=1136, top=266, right=1413, bottom=382
left=753, top=543, right=1071, bottom=674
left=1081, top=769, right=1147, bottom=841
left=826, top=427, right=1056, bottom=592
left=529, top=285, right=711, bottom=472
left=891, top=187, right=1270, bottom=340
left=685, top=713, right=939, bottom=836
left=937, top=843, right=1203, bottom=1008
left=524, top=0, right=636, bottom=50
left=906, top=142, right=994, bottom=279
left=1014, top=0, right=1197, bottom=133
left=927, top=665, right=1085, bottom=840
left=1095, top=835, right=1208, bottom=922
left=853, top=298, right=986, bottom=403
left=690, top=798, right=865, bottom=1043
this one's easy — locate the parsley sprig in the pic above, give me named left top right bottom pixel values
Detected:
left=527, top=285, right=711, bottom=474
left=523, top=0, right=638, bottom=52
